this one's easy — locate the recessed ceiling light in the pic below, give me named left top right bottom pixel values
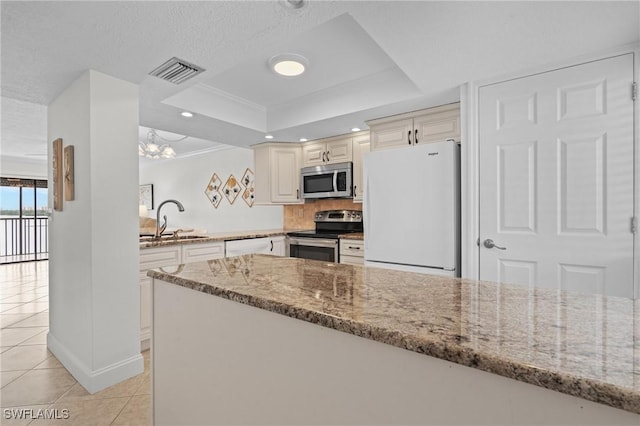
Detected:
left=351, top=127, right=361, bottom=132
left=299, top=138, right=308, bottom=142
left=265, top=135, right=274, bottom=139
left=279, top=0, right=306, bottom=9
left=181, top=111, right=194, bottom=118
left=269, top=54, right=308, bottom=77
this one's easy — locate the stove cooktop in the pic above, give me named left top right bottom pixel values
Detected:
left=288, top=210, right=363, bottom=239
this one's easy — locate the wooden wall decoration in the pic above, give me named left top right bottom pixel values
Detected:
left=64, top=145, right=75, bottom=201
left=52, top=138, right=63, bottom=211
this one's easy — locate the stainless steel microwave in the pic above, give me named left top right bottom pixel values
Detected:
left=300, top=162, right=353, bottom=199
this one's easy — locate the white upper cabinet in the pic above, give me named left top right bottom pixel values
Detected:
left=368, top=118, right=413, bottom=151
left=351, top=132, right=370, bottom=203
left=302, top=136, right=353, bottom=167
left=412, top=106, right=461, bottom=145
left=253, top=143, right=303, bottom=205
left=368, top=103, right=460, bottom=151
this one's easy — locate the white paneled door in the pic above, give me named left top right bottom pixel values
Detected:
left=479, top=54, right=635, bottom=297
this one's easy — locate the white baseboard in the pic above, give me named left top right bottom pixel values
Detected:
left=47, top=332, right=144, bottom=394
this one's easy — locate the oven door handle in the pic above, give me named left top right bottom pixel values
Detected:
left=289, top=238, right=338, bottom=248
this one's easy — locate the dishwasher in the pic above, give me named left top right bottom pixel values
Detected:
left=225, top=237, right=274, bottom=257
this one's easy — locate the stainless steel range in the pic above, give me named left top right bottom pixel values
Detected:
left=287, top=210, right=363, bottom=263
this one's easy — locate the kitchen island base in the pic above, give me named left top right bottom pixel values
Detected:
left=152, top=279, right=638, bottom=426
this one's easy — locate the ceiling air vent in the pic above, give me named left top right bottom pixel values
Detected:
left=149, top=57, right=205, bottom=84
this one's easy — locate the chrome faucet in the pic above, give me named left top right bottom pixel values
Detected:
left=155, top=199, right=185, bottom=238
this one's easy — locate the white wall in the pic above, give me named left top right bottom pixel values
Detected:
left=139, top=147, right=283, bottom=233
left=47, top=70, right=142, bottom=393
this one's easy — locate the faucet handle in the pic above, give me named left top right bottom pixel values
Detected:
left=158, top=215, right=168, bottom=236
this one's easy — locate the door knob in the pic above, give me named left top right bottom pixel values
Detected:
left=483, top=239, right=506, bottom=250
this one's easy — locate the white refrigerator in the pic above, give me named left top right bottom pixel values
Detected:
left=363, top=140, right=460, bottom=276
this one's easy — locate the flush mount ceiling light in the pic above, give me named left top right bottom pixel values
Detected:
left=299, top=138, right=308, bottom=142
left=351, top=127, right=361, bottom=132
left=269, top=54, right=308, bottom=77
left=279, top=0, right=306, bottom=10
left=180, top=111, right=194, bottom=118
left=265, top=135, right=274, bottom=139
left=138, top=129, right=187, bottom=160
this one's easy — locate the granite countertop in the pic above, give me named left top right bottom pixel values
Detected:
left=139, top=229, right=286, bottom=249
left=147, top=255, right=640, bottom=414
left=339, top=232, right=364, bottom=240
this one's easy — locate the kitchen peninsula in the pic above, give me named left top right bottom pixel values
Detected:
left=148, top=255, right=639, bottom=425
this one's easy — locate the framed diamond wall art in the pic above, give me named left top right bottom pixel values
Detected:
left=222, top=174, right=240, bottom=205
left=204, top=173, right=222, bottom=209
left=240, top=168, right=255, bottom=207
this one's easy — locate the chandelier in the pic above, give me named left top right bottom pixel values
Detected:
left=138, top=129, right=187, bottom=159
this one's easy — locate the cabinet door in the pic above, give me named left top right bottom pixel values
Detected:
left=325, top=137, right=352, bottom=164
left=270, top=236, right=286, bottom=256
left=253, top=144, right=271, bottom=204
left=182, top=242, right=225, bottom=263
left=301, top=142, right=326, bottom=167
left=369, top=118, right=413, bottom=151
left=270, top=146, right=302, bottom=203
left=413, top=108, right=460, bottom=145
left=139, top=246, right=181, bottom=271
left=351, top=133, right=370, bottom=203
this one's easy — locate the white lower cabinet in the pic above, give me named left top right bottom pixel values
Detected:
left=139, top=241, right=225, bottom=350
left=183, top=242, right=225, bottom=263
left=140, top=235, right=286, bottom=349
left=339, top=239, right=364, bottom=265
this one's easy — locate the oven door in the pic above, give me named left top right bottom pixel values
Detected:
left=288, top=237, right=338, bottom=263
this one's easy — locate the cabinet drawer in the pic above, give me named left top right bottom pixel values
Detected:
left=340, top=255, right=364, bottom=265
left=182, top=242, right=225, bottom=263
left=140, top=246, right=181, bottom=271
left=340, top=240, right=364, bottom=257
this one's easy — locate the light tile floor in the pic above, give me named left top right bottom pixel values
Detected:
left=0, top=261, right=151, bottom=425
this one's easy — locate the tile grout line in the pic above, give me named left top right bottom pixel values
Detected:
left=109, top=394, right=136, bottom=425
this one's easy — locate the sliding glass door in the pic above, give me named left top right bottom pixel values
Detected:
left=0, top=178, right=49, bottom=263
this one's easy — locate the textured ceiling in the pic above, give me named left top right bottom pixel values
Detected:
left=1, top=1, right=639, bottom=160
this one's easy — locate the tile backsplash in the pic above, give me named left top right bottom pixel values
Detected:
left=284, top=199, right=363, bottom=230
